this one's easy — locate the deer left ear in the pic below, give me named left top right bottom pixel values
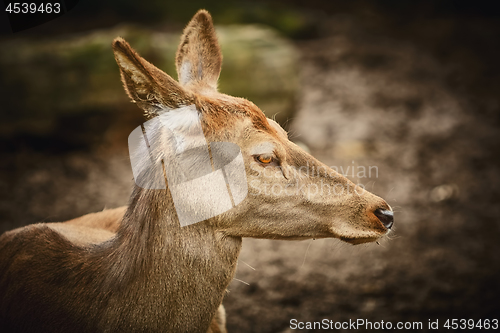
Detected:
left=113, top=37, right=194, bottom=118
left=176, top=10, right=222, bottom=91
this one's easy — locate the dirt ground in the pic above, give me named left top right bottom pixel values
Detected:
left=1, top=7, right=499, bottom=333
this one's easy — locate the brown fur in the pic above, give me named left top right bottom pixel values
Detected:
left=0, top=9, right=392, bottom=332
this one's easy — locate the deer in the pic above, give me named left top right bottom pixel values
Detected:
left=0, top=9, right=394, bottom=333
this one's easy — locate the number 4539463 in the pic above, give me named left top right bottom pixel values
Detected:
left=5, top=3, right=61, bottom=14
left=444, top=319, right=498, bottom=330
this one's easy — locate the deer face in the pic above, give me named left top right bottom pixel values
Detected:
left=113, top=10, right=393, bottom=245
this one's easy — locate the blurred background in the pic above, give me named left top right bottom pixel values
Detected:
left=1, top=0, right=499, bottom=331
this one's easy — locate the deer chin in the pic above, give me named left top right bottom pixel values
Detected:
left=339, top=235, right=382, bottom=245
left=329, top=224, right=388, bottom=245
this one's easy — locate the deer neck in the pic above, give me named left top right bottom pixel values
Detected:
left=98, top=186, right=242, bottom=329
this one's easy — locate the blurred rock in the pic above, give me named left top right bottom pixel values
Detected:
left=217, top=25, right=298, bottom=125
left=0, top=24, right=298, bottom=148
left=429, top=184, right=459, bottom=202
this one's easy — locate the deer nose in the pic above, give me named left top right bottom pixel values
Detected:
left=374, top=209, right=394, bottom=229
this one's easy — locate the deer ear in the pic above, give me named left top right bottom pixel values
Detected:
left=112, top=37, right=193, bottom=118
left=176, top=10, right=222, bottom=91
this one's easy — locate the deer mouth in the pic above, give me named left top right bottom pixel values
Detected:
left=340, top=235, right=383, bottom=245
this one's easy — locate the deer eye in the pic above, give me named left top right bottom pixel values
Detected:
left=255, top=155, right=273, bottom=165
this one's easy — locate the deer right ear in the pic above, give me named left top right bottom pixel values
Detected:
left=175, top=10, right=222, bottom=91
left=112, top=37, right=193, bottom=118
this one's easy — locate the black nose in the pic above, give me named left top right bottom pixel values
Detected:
left=374, top=209, right=394, bottom=229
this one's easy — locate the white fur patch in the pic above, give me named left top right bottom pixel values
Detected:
left=250, top=142, right=275, bottom=156
left=128, top=104, right=205, bottom=190
left=158, top=104, right=205, bottom=152
left=179, top=61, right=192, bottom=86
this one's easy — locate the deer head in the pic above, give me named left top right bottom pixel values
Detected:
left=112, top=10, right=393, bottom=245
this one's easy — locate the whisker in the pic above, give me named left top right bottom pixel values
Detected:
left=233, top=278, right=250, bottom=286
left=301, top=239, right=313, bottom=268
left=240, top=260, right=256, bottom=271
